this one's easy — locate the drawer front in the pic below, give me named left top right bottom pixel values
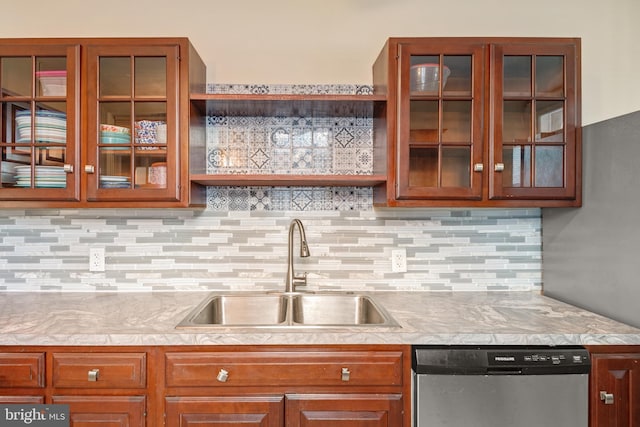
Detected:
left=165, top=351, right=403, bottom=387
left=52, top=353, right=146, bottom=389
left=0, top=353, right=45, bottom=388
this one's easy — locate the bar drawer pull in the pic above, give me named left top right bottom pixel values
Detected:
left=87, top=369, right=99, bottom=382
left=341, top=367, right=350, bottom=381
left=600, top=391, right=614, bottom=405
left=216, top=369, right=229, bottom=383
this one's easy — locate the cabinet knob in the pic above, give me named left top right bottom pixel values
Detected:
left=494, top=163, right=505, bottom=172
left=88, top=368, right=99, bottom=382
left=600, top=391, right=614, bottom=405
left=216, top=368, right=229, bottom=383
left=341, top=367, right=350, bottom=381
left=63, top=164, right=74, bottom=173
left=84, top=165, right=95, bottom=174
left=473, top=163, right=484, bottom=172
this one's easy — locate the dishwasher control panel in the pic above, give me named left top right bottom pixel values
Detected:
left=413, top=345, right=591, bottom=375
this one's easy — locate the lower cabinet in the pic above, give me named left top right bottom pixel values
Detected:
left=286, top=393, right=403, bottom=427
left=0, top=352, right=46, bottom=404
left=165, top=393, right=402, bottom=427
left=588, top=346, right=640, bottom=427
left=163, top=346, right=410, bottom=427
left=52, top=395, right=146, bottom=427
left=165, top=395, right=284, bottom=427
left=0, top=345, right=411, bottom=427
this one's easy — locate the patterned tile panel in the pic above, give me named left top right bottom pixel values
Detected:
left=205, top=84, right=374, bottom=211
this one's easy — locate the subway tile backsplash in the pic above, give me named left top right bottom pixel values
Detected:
left=0, top=85, right=541, bottom=292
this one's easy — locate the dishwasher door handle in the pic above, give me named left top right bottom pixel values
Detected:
left=486, top=369, right=523, bottom=375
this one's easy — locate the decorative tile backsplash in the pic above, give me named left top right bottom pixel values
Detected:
left=0, top=85, right=542, bottom=293
left=206, top=84, right=374, bottom=211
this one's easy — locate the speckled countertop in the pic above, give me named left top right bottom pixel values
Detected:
left=1, top=291, right=639, bottom=346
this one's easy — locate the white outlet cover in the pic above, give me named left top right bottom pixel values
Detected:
left=89, top=247, right=105, bottom=272
left=391, top=248, right=407, bottom=273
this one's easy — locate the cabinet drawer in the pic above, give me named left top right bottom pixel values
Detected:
left=52, top=353, right=146, bottom=389
left=166, top=351, right=403, bottom=387
left=0, top=353, right=45, bottom=388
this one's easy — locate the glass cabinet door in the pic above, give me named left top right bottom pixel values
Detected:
left=491, top=43, right=578, bottom=200
left=396, top=42, right=484, bottom=200
left=85, top=45, right=179, bottom=202
left=0, top=44, right=79, bottom=201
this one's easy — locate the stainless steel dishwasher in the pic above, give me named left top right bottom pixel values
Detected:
left=412, top=345, right=590, bottom=427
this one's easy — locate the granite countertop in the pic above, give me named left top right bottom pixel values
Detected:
left=1, top=291, right=639, bottom=347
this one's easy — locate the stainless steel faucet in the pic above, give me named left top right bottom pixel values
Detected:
left=285, top=219, right=310, bottom=293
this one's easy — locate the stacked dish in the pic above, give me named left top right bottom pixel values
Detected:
left=100, top=124, right=130, bottom=150
left=13, top=165, right=66, bottom=188
left=15, top=110, right=67, bottom=143
left=1, top=161, right=19, bottom=186
left=99, top=175, right=131, bottom=189
left=135, top=120, right=166, bottom=150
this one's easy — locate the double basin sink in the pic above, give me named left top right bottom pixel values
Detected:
left=177, top=292, right=397, bottom=328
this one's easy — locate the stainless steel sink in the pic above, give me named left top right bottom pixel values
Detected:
left=176, top=293, right=397, bottom=328
left=177, top=294, right=288, bottom=327
left=291, top=294, right=390, bottom=326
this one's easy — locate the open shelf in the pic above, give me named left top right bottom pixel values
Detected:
left=191, top=93, right=386, bottom=117
left=190, top=174, right=387, bottom=187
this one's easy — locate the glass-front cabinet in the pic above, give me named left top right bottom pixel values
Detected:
left=374, top=37, right=581, bottom=207
left=396, top=41, right=485, bottom=200
left=491, top=42, right=578, bottom=200
left=0, top=38, right=204, bottom=207
left=84, top=45, right=178, bottom=202
left=0, top=43, right=80, bottom=201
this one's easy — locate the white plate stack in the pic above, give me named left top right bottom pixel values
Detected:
left=14, top=165, right=66, bottom=188
left=15, top=110, right=67, bottom=143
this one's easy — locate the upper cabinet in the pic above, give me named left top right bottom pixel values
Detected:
left=373, top=37, right=581, bottom=207
left=0, top=42, right=81, bottom=203
left=0, top=38, right=205, bottom=208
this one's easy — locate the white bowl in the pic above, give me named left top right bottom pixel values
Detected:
left=410, top=64, right=451, bottom=93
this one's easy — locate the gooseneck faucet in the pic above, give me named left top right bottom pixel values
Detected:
left=285, top=219, right=310, bottom=293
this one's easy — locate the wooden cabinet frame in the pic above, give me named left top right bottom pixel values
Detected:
left=373, top=36, right=582, bottom=208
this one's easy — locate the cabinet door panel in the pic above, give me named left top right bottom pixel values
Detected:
left=286, top=394, right=402, bottom=427
left=165, top=395, right=283, bottom=427
left=490, top=42, right=578, bottom=200
left=0, top=43, right=80, bottom=202
left=591, top=354, right=640, bottom=427
left=84, top=44, right=179, bottom=203
left=52, top=395, right=146, bottom=427
left=395, top=41, right=485, bottom=200
left=0, top=352, right=44, bottom=388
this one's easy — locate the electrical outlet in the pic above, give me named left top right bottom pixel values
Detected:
left=89, top=247, right=105, bottom=272
left=391, top=248, right=407, bottom=273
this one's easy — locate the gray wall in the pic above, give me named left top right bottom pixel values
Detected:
left=543, top=110, right=640, bottom=328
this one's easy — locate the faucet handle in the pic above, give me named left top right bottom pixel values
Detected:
left=293, top=272, right=308, bottom=286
